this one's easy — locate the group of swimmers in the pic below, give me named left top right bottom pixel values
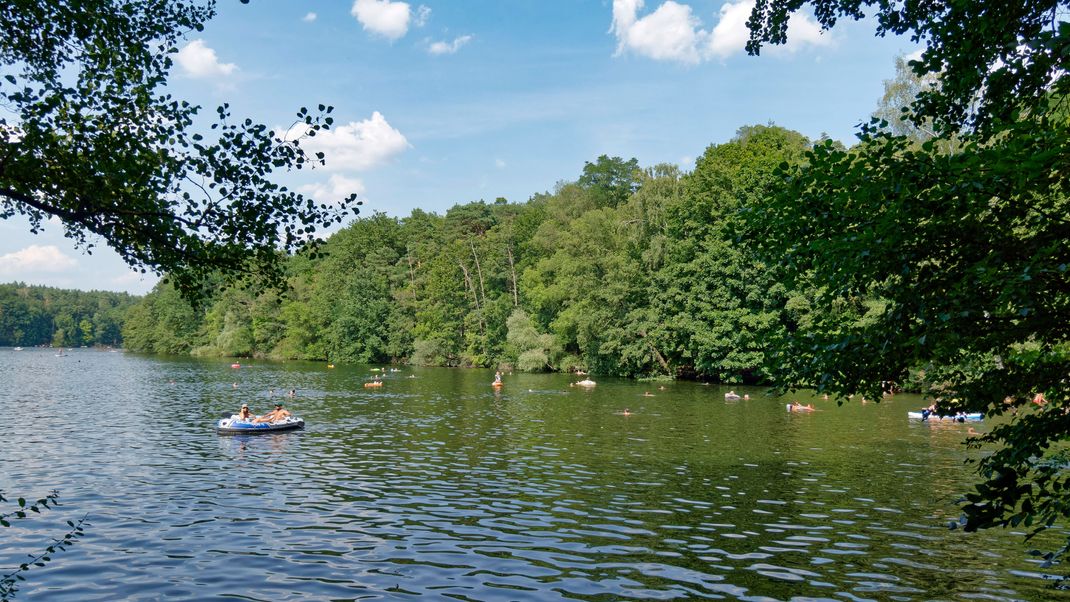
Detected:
left=235, top=403, right=291, bottom=424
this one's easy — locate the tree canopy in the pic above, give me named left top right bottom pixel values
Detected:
left=122, top=128, right=813, bottom=383
left=743, top=0, right=1070, bottom=561
left=0, top=283, right=135, bottom=347
left=0, top=0, right=359, bottom=299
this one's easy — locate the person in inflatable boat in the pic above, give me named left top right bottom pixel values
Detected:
left=254, top=403, right=291, bottom=423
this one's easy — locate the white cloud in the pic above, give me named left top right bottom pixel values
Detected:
left=175, top=39, right=237, bottom=78
left=428, top=35, right=473, bottom=55
left=775, top=10, right=831, bottom=55
left=111, top=271, right=148, bottom=286
left=303, top=12, right=317, bottom=22
left=414, top=5, right=431, bottom=27
left=494, top=158, right=506, bottom=169
left=283, top=111, right=410, bottom=171
left=300, top=175, right=366, bottom=204
left=611, top=0, right=704, bottom=64
left=0, top=245, right=77, bottom=275
left=351, top=0, right=418, bottom=40
left=611, top=0, right=829, bottom=64
left=706, top=0, right=750, bottom=59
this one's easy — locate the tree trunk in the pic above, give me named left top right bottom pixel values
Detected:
left=507, top=246, right=519, bottom=307
left=459, top=261, right=486, bottom=338
left=469, top=239, right=487, bottom=310
left=638, top=328, right=671, bottom=375
left=406, top=249, right=418, bottom=302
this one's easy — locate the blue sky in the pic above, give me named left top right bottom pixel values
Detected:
left=0, top=0, right=919, bottom=294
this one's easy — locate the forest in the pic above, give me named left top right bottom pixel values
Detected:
left=0, top=283, right=136, bottom=348
left=118, top=124, right=813, bottom=382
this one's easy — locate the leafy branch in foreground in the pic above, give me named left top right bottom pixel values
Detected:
left=0, top=490, right=61, bottom=527
left=0, top=491, right=88, bottom=602
left=0, top=1, right=361, bottom=302
left=743, top=0, right=1070, bottom=570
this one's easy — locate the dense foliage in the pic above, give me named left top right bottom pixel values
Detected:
left=744, top=0, right=1070, bottom=565
left=0, top=283, right=136, bottom=347
left=123, top=128, right=812, bottom=381
left=0, top=0, right=358, bottom=300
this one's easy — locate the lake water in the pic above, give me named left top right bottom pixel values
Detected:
left=1, top=347, right=1065, bottom=600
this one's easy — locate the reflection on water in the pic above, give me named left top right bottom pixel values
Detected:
left=0, top=347, right=1065, bottom=600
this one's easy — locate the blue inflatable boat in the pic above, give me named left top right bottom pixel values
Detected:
left=907, top=410, right=983, bottom=422
left=217, top=415, right=305, bottom=434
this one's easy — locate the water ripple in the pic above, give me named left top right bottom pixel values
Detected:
left=0, top=350, right=1063, bottom=600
